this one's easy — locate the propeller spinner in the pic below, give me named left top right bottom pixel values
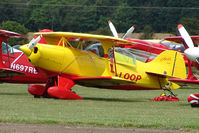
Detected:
left=28, top=35, right=43, bottom=50
left=20, top=35, right=43, bottom=56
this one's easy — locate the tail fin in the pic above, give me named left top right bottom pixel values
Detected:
left=146, top=50, right=186, bottom=79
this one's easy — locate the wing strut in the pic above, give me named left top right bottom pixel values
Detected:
left=99, top=40, right=115, bottom=76
left=112, top=47, right=118, bottom=76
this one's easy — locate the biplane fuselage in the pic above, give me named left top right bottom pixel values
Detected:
left=23, top=43, right=163, bottom=90
left=19, top=32, right=187, bottom=99
left=20, top=32, right=186, bottom=92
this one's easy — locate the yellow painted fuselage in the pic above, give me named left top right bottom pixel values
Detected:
left=20, top=43, right=186, bottom=90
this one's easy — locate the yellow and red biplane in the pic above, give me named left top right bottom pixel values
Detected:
left=20, top=32, right=186, bottom=100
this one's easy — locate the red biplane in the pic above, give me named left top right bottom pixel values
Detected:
left=167, top=24, right=199, bottom=83
left=0, top=30, right=48, bottom=84
left=108, top=21, right=187, bottom=63
left=165, top=24, right=199, bottom=106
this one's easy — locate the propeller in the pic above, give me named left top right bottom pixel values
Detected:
left=178, top=24, right=199, bottom=63
left=122, top=25, right=136, bottom=39
left=108, top=20, right=135, bottom=39
left=20, top=34, right=43, bottom=56
left=28, top=35, right=43, bottom=50
left=178, top=24, right=194, bottom=48
left=108, top=20, right=118, bottom=38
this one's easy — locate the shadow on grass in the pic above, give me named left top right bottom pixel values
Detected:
left=179, top=103, right=192, bottom=107
left=83, top=97, right=147, bottom=102
left=0, top=92, right=27, bottom=96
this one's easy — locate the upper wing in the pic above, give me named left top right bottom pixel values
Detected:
left=34, top=32, right=136, bottom=47
left=165, top=36, right=199, bottom=48
left=0, top=30, right=25, bottom=38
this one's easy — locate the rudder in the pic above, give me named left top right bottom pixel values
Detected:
left=146, top=50, right=186, bottom=79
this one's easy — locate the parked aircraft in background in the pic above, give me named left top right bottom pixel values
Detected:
left=120, top=38, right=186, bottom=63
left=108, top=21, right=199, bottom=104
left=168, top=24, right=199, bottom=83
left=19, top=31, right=186, bottom=100
left=0, top=30, right=48, bottom=84
left=108, top=21, right=188, bottom=63
left=165, top=27, right=199, bottom=70
left=167, top=24, right=199, bottom=107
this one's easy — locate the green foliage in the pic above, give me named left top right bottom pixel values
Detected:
left=140, top=25, right=154, bottom=39
left=28, top=8, right=52, bottom=31
left=0, top=1, right=199, bottom=33
left=0, top=21, right=28, bottom=35
left=0, top=21, right=29, bottom=46
left=179, top=18, right=199, bottom=35
left=113, top=3, right=137, bottom=33
left=89, top=27, right=112, bottom=36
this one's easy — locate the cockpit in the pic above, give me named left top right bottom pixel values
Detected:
left=86, top=43, right=136, bottom=64
left=86, top=43, right=104, bottom=57
left=2, top=42, right=14, bottom=54
left=159, top=40, right=185, bottom=52
left=1, top=42, right=21, bottom=55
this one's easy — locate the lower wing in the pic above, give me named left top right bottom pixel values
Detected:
left=0, top=68, right=25, bottom=78
left=169, top=78, right=199, bottom=88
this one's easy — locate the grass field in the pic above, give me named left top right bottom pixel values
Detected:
left=0, top=83, right=199, bottom=130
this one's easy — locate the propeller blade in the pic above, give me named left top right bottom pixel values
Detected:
left=184, top=47, right=199, bottom=62
left=122, top=25, right=136, bottom=39
left=108, top=20, right=118, bottom=38
left=178, top=24, right=194, bottom=48
left=28, top=35, right=43, bottom=50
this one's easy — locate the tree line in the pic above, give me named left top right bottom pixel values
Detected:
left=0, top=0, right=199, bottom=36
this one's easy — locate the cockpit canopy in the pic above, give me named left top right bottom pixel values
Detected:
left=2, top=42, right=14, bottom=54
left=86, top=43, right=104, bottom=57
left=86, top=43, right=136, bottom=64
left=160, top=40, right=185, bottom=52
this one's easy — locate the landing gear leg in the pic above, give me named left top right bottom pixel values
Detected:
left=153, top=82, right=179, bottom=101
left=47, top=76, right=83, bottom=100
left=162, top=82, right=178, bottom=97
left=162, top=88, right=177, bottom=97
